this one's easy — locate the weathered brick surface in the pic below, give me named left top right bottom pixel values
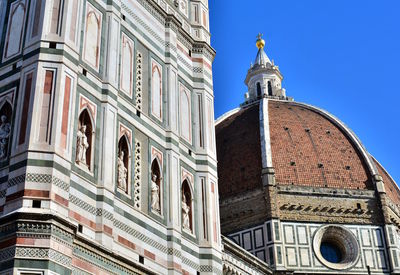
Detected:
left=269, top=100, right=372, bottom=189
left=216, top=103, right=262, bottom=199
left=374, top=159, right=400, bottom=205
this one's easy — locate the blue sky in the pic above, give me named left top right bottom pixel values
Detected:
left=209, top=0, right=400, bottom=184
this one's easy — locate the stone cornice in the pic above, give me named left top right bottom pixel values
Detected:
left=222, top=235, right=273, bottom=274
left=134, top=0, right=216, bottom=60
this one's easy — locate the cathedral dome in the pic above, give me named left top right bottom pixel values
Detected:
left=216, top=99, right=399, bottom=196
left=216, top=35, right=400, bottom=237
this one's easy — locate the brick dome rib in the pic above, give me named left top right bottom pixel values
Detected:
left=268, top=100, right=373, bottom=189
left=216, top=103, right=262, bottom=199
left=373, top=158, right=400, bottom=205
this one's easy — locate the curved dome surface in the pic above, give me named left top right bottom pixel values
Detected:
left=268, top=100, right=372, bottom=189
left=216, top=103, right=262, bottom=199
left=215, top=99, right=400, bottom=200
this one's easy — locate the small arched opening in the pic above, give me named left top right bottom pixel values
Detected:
left=150, top=158, right=162, bottom=213
left=76, top=109, right=94, bottom=170
left=256, top=82, right=262, bottom=98
left=268, top=81, right=273, bottom=96
left=0, top=101, right=13, bottom=159
left=182, top=179, right=193, bottom=232
left=117, top=135, right=130, bottom=192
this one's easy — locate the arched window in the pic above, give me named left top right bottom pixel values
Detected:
left=0, top=101, right=12, bottom=159
left=180, top=85, right=191, bottom=142
left=4, top=2, right=26, bottom=59
left=256, top=82, right=261, bottom=97
left=120, top=35, right=133, bottom=96
left=151, top=61, right=162, bottom=120
left=182, top=179, right=193, bottom=232
left=76, top=109, right=94, bottom=171
left=84, top=7, right=101, bottom=68
left=150, top=158, right=162, bottom=214
left=117, top=135, right=130, bottom=193
left=268, top=81, right=273, bottom=96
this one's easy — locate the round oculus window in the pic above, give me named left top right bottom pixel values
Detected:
left=313, top=225, right=360, bottom=270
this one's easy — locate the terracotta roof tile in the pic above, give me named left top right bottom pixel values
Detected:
left=268, top=100, right=372, bottom=189
left=216, top=103, right=262, bottom=199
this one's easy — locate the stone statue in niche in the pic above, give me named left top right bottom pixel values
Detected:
left=0, top=115, right=11, bottom=159
left=76, top=125, right=89, bottom=166
left=151, top=173, right=160, bottom=213
left=117, top=151, right=127, bottom=191
left=182, top=194, right=190, bottom=230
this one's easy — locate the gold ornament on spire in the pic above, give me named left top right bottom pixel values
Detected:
left=256, top=33, right=265, bottom=49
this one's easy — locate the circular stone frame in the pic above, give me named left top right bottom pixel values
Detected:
left=313, top=225, right=360, bottom=270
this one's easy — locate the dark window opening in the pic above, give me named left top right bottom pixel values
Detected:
left=256, top=82, right=262, bottom=97
left=268, top=81, right=273, bottom=96
left=49, top=42, right=57, bottom=49
left=139, top=255, right=144, bottom=264
left=78, top=224, right=83, bottom=233
left=77, top=109, right=93, bottom=169
left=32, top=200, right=41, bottom=208
left=320, top=242, right=342, bottom=263
left=82, top=68, right=87, bottom=76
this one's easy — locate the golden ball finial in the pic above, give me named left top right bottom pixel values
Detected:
left=256, top=33, right=265, bottom=49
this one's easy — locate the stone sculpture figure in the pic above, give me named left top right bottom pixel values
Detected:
left=182, top=194, right=191, bottom=230
left=151, top=173, right=160, bottom=212
left=0, top=115, right=11, bottom=159
left=117, top=151, right=128, bottom=191
left=76, top=125, right=89, bottom=166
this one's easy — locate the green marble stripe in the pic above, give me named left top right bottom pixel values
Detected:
left=26, top=159, right=71, bottom=176
left=0, top=259, right=13, bottom=273
left=165, top=52, right=178, bottom=62
left=102, top=88, right=118, bottom=101
left=165, top=137, right=179, bottom=147
left=0, top=79, right=19, bottom=93
left=9, top=159, right=27, bottom=172
left=0, top=67, right=21, bottom=81
left=121, top=16, right=165, bottom=57
left=14, top=259, right=71, bottom=274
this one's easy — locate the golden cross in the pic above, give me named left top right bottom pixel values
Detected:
left=257, top=33, right=263, bottom=40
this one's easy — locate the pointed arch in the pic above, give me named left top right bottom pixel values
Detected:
left=76, top=108, right=94, bottom=170
left=117, top=134, right=131, bottom=193
left=4, top=1, right=26, bottom=59
left=0, top=101, right=13, bottom=159
left=268, top=81, right=272, bottom=96
left=151, top=60, right=162, bottom=120
left=181, top=178, right=193, bottom=232
left=84, top=5, right=102, bottom=69
left=256, top=82, right=262, bottom=97
left=150, top=157, right=162, bottom=214
left=179, top=84, right=191, bottom=142
left=120, top=34, right=134, bottom=96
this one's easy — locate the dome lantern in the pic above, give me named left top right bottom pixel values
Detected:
left=244, top=34, right=287, bottom=104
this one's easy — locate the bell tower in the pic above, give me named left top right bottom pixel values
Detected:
left=244, top=34, right=287, bottom=103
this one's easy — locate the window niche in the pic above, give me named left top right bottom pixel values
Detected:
left=75, top=109, right=94, bottom=171
left=0, top=101, right=13, bottom=160
left=256, top=82, right=262, bottom=97
left=182, top=179, right=193, bottom=232
left=117, top=135, right=130, bottom=193
left=268, top=81, right=273, bottom=96
left=150, top=158, right=162, bottom=214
